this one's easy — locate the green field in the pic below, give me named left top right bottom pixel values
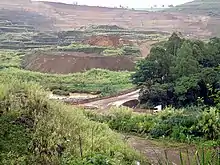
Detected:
left=0, top=68, right=134, bottom=96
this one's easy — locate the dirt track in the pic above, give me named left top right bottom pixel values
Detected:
left=138, top=40, right=159, bottom=57
left=127, top=136, right=193, bottom=165
left=82, top=89, right=140, bottom=109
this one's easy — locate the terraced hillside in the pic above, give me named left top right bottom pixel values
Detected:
left=0, top=0, right=217, bottom=38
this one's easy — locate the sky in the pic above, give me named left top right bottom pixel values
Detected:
left=33, top=0, right=193, bottom=8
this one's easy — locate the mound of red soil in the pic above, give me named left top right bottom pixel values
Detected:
left=83, top=35, right=132, bottom=47
left=23, top=52, right=135, bottom=74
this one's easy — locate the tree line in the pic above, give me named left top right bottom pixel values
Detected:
left=132, top=32, right=220, bottom=108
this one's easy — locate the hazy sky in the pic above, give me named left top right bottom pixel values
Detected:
left=34, top=0, right=193, bottom=8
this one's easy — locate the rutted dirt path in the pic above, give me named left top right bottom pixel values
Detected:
left=127, top=136, right=194, bottom=165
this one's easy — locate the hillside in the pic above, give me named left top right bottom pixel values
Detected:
left=169, top=0, right=220, bottom=16
left=167, top=0, right=220, bottom=36
left=0, top=0, right=217, bottom=38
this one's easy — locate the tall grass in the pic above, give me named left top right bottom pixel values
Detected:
left=0, top=80, right=146, bottom=164
left=0, top=68, right=134, bottom=96
left=157, top=147, right=220, bottom=165
left=86, top=107, right=220, bottom=142
left=0, top=50, right=24, bottom=68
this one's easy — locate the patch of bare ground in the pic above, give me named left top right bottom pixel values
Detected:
left=127, top=136, right=195, bottom=165
left=23, top=52, right=135, bottom=74
left=83, top=35, right=132, bottom=47
left=137, top=40, right=159, bottom=57
left=0, top=0, right=217, bottom=38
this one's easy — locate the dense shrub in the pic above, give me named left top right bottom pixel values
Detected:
left=122, top=46, right=141, bottom=56
left=52, top=89, right=70, bottom=96
left=87, top=107, right=220, bottom=142
left=102, top=48, right=125, bottom=56
left=58, top=43, right=108, bottom=54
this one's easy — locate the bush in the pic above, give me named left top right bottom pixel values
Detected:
left=122, top=46, right=141, bottom=56
left=87, top=107, right=220, bottom=142
left=102, top=49, right=125, bottom=56
left=192, top=108, right=220, bottom=140
left=0, top=68, right=134, bottom=96
left=58, top=43, right=108, bottom=54
left=52, top=89, right=70, bottom=96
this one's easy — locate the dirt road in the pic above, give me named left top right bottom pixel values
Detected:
left=82, top=89, right=140, bottom=109
left=138, top=40, right=159, bottom=57
left=127, top=136, right=194, bottom=165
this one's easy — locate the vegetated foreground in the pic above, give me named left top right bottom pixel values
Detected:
left=0, top=80, right=146, bottom=164
left=23, top=52, right=136, bottom=74
left=86, top=107, right=220, bottom=165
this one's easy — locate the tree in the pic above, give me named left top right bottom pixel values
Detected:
left=168, top=4, right=174, bottom=8
left=132, top=34, right=220, bottom=108
left=171, top=41, right=200, bottom=79
left=166, top=32, right=183, bottom=56
left=149, top=46, right=173, bottom=82
left=132, top=60, right=160, bottom=86
left=132, top=46, right=172, bottom=85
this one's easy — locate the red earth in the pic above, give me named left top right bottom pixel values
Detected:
left=0, top=0, right=218, bottom=38
left=23, top=52, right=135, bottom=74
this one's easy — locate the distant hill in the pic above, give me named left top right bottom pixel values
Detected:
left=168, top=0, right=220, bottom=16
left=0, top=0, right=219, bottom=38
left=167, top=0, right=220, bottom=36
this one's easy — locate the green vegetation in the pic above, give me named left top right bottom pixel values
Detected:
left=102, top=48, right=126, bottom=56
left=58, top=43, right=109, bottom=54
left=157, top=147, right=219, bottom=165
left=0, top=80, right=144, bottom=164
left=87, top=107, right=220, bottom=142
left=132, top=33, right=220, bottom=108
left=168, top=0, right=220, bottom=16
left=0, top=68, right=134, bottom=96
left=58, top=43, right=141, bottom=56
left=0, top=50, right=24, bottom=68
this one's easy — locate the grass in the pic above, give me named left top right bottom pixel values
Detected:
left=58, top=43, right=109, bottom=54
left=0, top=80, right=146, bottom=164
left=86, top=107, right=220, bottom=142
left=0, top=68, right=134, bottom=96
left=58, top=43, right=141, bottom=56
left=0, top=49, right=134, bottom=96
left=168, top=0, right=220, bottom=16
left=0, top=50, right=24, bottom=68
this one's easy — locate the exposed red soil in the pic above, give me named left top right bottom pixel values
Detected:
left=83, top=35, right=132, bottom=47
left=23, top=52, right=135, bottom=74
left=0, top=0, right=218, bottom=38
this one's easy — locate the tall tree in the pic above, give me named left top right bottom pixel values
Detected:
left=171, top=41, right=200, bottom=79
left=166, top=32, right=183, bottom=56
left=132, top=46, right=172, bottom=85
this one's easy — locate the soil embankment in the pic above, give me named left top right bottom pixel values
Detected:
left=23, top=52, right=135, bottom=74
